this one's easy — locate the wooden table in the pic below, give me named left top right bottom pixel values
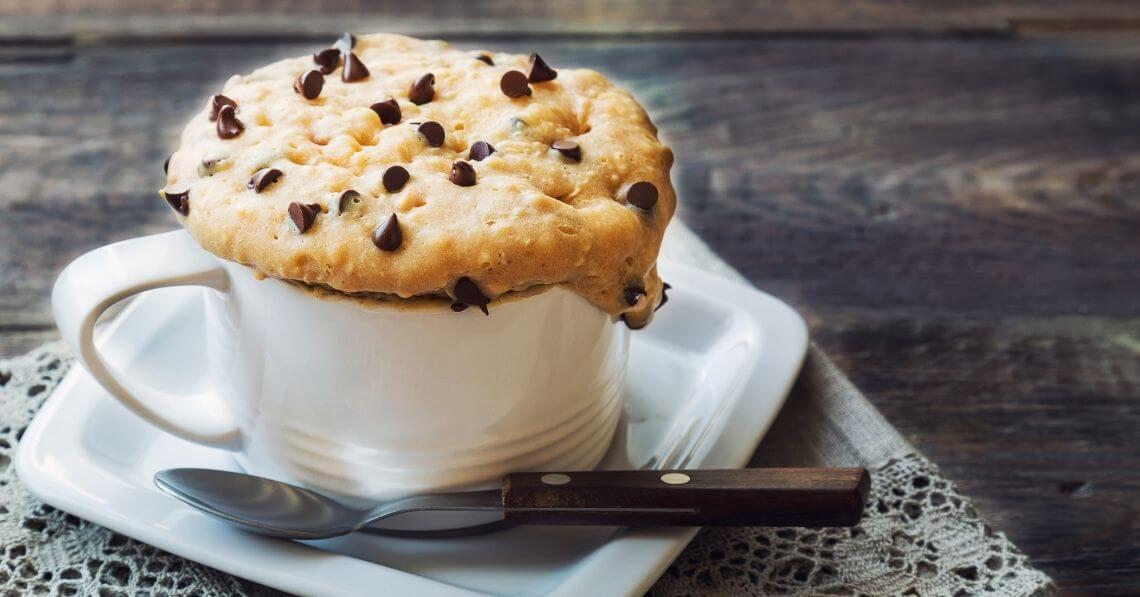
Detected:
left=2, top=2, right=1138, bottom=593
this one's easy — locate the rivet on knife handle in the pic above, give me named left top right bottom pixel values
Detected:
left=501, top=468, right=871, bottom=527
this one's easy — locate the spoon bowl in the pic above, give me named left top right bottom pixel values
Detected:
left=155, top=469, right=503, bottom=539
left=155, top=469, right=369, bottom=539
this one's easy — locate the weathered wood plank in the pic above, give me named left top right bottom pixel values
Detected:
left=1, top=1, right=1140, bottom=39
left=810, top=313, right=1140, bottom=593
left=0, top=327, right=57, bottom=358
left=1, top=38, right=1138, bottom=325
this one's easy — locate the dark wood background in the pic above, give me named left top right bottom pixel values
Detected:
left=1, top=1, right=1138, bottom=593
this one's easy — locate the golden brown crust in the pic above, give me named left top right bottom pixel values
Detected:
left=165, top=34, right=675, bottom=325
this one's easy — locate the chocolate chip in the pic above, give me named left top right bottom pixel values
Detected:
left=163, top=155, right=170, bottom=174
left=620, top=314, right=647, bottom=330
left=372, top=213, right=403, bottom=251
left=208, top=94, right=236, bottom=122
left=469, top=141, right=496, bottom=161
left=449, top=161, right=476, bottom=187
left=370, top=98, right=401, bottom=125
left=624, top=287, right=646, bottom=307
left=215, top=104, right=244, bottom=139
left=475, top=54, right=494, bottom=66
left=247, top=168, right=283, bottom=193
left=657, top=282, right=671, bottom=311
left=337, top=189, right=361, bottom=214
left=627, top=181, right=659, bottom=209
left=294, top=69, right=324, bottom=100
left=417, top=121, right=445, bottom=147
left=342, top=52, right=370, bottom=82
left=453, top=277, right=490, bottom=315
left=313, top=48, right=341, bottom=75
left=409, top=73, right=435, bottom=105
left=383, top=165, right=410, bottom=192
left=551, top=140, right=581, bottom=161
left=334, top=32, right=356, bottom=54
left=500, top=71, right=531, bottom=98
left=288, top=202, right=321, bottom=233
left=450, top=302, right=468, bottom=312
left=527, top=53, right=558, bottom=83
left=163, top=189, right=189, bottom=216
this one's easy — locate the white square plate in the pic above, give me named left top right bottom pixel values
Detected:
left=16, top=258, right=807, bottom=596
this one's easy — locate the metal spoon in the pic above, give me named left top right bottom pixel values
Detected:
left=155, top=467, right=870, bottom=540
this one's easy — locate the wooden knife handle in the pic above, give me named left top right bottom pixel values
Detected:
left=501, top=468, right=870, bottom=527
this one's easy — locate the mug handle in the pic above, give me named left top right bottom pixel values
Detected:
left=52, top=230, right=242, bottom=450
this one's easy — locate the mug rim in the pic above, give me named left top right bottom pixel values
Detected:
left=221, top=259, right=583, bottom=317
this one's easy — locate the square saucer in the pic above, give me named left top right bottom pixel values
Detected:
left=16, top=258, right=807, bottom=596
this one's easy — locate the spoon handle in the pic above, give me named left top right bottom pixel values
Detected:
left=501, top=468, right=870, bottom=527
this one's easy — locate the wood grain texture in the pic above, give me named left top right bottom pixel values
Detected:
left=2, top=39, right=1138, bottom=325
left=502, top=468, right=870, bottom=527
left=0, top=14, right=1137, bottom=593
left=0, top=328, right=59, bottom=357
left=2, top=1, right=1140, bottom=39
left=812, top=313, right=1140, bottom=594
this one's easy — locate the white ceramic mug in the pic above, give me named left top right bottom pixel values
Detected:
left=53, top=230, right=628, bottom=502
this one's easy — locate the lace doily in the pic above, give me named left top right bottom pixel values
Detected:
left=651, top=453, right=1053, bottom=596
left=2, top=342, right=1052, bottom=596
left=0, top=343, right=257, bottom=596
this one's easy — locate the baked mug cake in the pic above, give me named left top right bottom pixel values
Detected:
left=53, top=33, right=676, bottom=502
